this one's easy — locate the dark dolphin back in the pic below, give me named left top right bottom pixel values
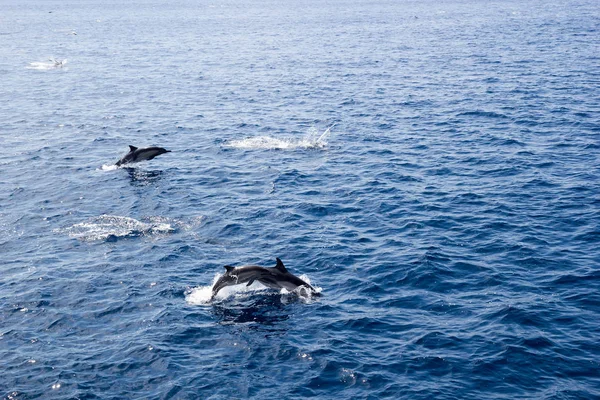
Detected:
left=115, top=145, right=170, bottom=166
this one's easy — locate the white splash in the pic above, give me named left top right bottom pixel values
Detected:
left=185, top=273, right=321, bottom=305
left=58, top=215, right=174, bottom=241
left=100, top=164, right=118, bottom=171
left=226, top=125, right=334, bottom=150
left=282, top=274, right=322, bottom=302
left=185, top=278, right=213, bottom=305
left=185, top=273, right=262, bottom=305
left=26, top=59, right=67, bottom=70
left=184, top=285, right=212, bottom=305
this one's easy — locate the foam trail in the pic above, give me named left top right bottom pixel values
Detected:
left=226, top=126, right=333, bottom=150
left=58, top=215, right=174, bottom=241
left=26, top=59, right=67, bottom=70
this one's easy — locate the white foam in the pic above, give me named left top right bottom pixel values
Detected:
left=58, top=215, right=174, bottom=241
left=185, top=283, right=214, bottom=306
left=26, top=59, right=67, bottom=70
left=284, top=274, right=322, bottom=302
left=185, top=273, right=266, bottom=305
left=226, top=126, right=334, bottom=150
left=100, top=164, right=118, bottom=171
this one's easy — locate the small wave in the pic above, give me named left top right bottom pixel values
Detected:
left=26, top=59, right=67, bottom=70
left=186, top=273, right=321, bottom=305
left=58, top=215, right=175, bottom=242
left=226, top=126, right=334, bottom=150
left=456, top=110, right=508, bottom=119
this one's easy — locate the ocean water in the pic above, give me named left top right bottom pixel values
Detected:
left=1, top=0, right=599, bottom=398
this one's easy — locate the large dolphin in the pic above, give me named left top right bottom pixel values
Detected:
left=211, top=258, right=318, bottom=300
left=115, top=145, right=170, bottom=166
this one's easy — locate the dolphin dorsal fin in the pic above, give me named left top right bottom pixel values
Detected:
left=223, top=265, right=235, bottom=273
left=275, top=258, right=288, bottom=273
left=128, top=145, right=138, bottom=152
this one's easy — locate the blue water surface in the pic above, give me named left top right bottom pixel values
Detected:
left=1, top=0, right=599, bottom=398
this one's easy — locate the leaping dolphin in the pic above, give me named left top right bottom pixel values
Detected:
left=211, top=258, right=318, bottom=301
left=115, top=145, right=170, bottom=166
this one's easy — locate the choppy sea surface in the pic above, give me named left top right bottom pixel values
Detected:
left=1, top=0, right=599, bottom=398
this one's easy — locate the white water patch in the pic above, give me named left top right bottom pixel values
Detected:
left=185, top=273, right=267, bottom=306
left=58, top=215, right=174, bottom=241
left=52, top=28, right=78, bottom=36
left=226, top=126, right=334, bottom=150
left=184, top=283, right=214, bottom=306
left=185, top=273, right=321, bottom=305
left=283, top=274, right=322, bottom=303
left=100, top=164, right=119, bottom=171
left=26, top=59, right=67, bottom=70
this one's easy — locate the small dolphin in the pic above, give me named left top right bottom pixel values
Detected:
left=115, top=145, right=170, bottom=166
left=50, top=58, right=66, bottom=67
left=211, top=258, right=318, bottom=301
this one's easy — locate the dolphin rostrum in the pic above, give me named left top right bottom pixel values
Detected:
left=211, top=258, right=317, bottom=300
left=115, top=145, right=170, bottom=166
